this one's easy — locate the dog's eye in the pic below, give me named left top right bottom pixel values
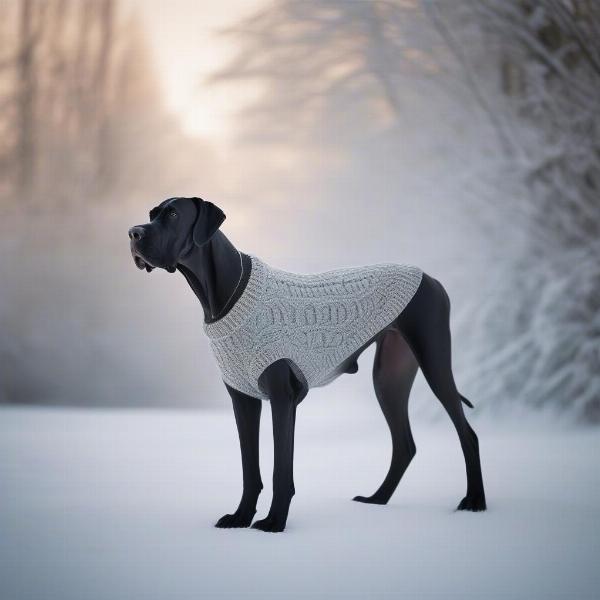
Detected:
left=169, top=210, right=178, bottom=218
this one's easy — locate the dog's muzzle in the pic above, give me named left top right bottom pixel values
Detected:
left=129, top=227, right=155, bottom=272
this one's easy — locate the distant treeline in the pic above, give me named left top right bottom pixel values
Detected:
left=0, top=0, right=182, bottom=211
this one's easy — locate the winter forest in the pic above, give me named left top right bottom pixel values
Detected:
left=1, top=0, right=598, bottom=421
left=1, top=2, right=599, bottom=599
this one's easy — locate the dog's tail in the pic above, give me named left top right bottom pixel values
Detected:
left=460, top=394, right=474, bottom=409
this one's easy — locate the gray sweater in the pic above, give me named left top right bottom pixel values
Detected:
left=203, top=255, right=423, bottom=400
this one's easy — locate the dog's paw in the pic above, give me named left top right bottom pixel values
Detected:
left=352, top=494, right=387, bottom=505
left=251, top=514, right=286, bottom=533
left=215, top=510, right=255, bottom=528
left=456, top=495, right=487, bottom=512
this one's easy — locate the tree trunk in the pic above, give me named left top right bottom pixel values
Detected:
left=94, top=0, right=115, bottom=194
left=17, top=0, right=36, bottom=200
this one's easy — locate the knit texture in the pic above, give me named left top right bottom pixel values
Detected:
left=203, top=255, right=423, bottom=400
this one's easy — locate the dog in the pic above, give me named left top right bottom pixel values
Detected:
left=129, top=196, right=486, bottom=533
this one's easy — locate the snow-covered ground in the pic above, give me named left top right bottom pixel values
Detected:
left=1, top=402, right=599, bottom=600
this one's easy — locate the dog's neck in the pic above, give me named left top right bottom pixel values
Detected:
left=176, top=231, right=251, bottom=323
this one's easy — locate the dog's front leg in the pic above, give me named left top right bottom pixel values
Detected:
left=215, top=385, right=263, bottom=528
left=252, top=360, right=300, bottom=533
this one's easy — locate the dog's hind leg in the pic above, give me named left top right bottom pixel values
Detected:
left=396, top=274, right=486, bottom=511
left=353, top=329, right=419, bottom=505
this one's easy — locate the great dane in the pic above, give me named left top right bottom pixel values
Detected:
left=129, top=196, right=486, bottom=533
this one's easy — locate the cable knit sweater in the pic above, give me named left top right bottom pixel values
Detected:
left=203, top=255, right=423, bottom=400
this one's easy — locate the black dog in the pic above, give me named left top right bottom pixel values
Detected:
left=129, top=197, right=486, bottom=532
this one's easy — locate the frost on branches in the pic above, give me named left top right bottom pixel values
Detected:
left=448, top=0, right=600, bottom=422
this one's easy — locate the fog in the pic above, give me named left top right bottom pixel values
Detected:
left=1, top=0, right=598, bottom=421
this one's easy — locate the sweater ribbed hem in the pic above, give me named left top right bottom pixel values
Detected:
left=203, top=254, right=267, bottom=339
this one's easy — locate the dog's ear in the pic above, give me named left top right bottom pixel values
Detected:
left=191, top=197, right=226, bottom=247
left=149, top=198, right=172, bottom=221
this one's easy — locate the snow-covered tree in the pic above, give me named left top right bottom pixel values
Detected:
left=444, top=0, right=600, bottom=422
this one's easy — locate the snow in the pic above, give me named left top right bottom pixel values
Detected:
left=1, top=403, right=599, bottom=600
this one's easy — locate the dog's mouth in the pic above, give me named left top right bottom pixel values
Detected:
left=131, top=245, right=177, bottom=274
left=134, top=254, right=154, bottom=272
left=130, top=243, right=155, bottom=273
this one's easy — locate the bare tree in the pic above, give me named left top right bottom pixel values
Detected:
left=93, top=0, right=115, bottom=190
left=16, top=0, right=37, bottom=199
left=0, top=0, right=170, bottom=210
left=211, top=1, right=452, bottom=143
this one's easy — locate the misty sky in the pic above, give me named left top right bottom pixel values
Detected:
left=131, top=0, right=266, bottom=143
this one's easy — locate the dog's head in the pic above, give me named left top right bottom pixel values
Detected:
left=128, top=197, right=226, bottom=273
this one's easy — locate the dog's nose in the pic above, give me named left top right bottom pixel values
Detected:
left=128, top=226, right=144, bottom=241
